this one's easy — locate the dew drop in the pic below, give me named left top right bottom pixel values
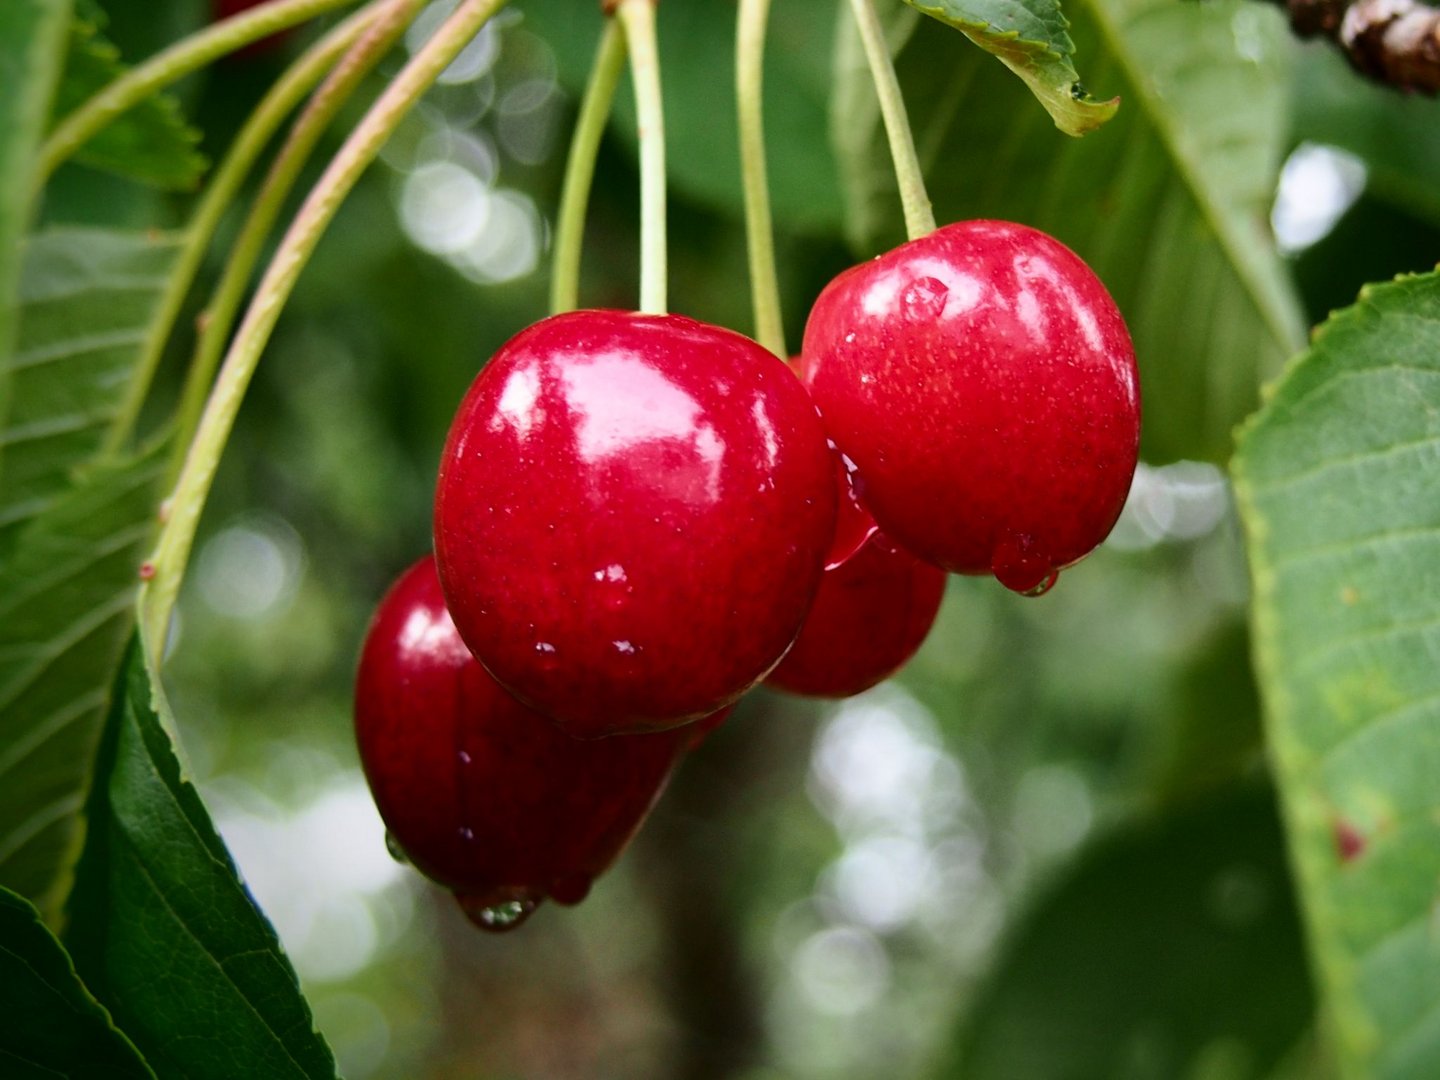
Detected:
left=457, top=750, right=473, bottom=766
left=455, top=892, right=541, bottom=933
left=1022, top=570, right=1060, bottom=597
left=899, top=276, right=949, bottom=321
left=384, top=830, right=409, bottom=865
left=458, top=825, right=476, bottom=842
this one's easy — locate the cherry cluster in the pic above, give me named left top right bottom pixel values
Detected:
left=354, top=220, right=1141, bottom=931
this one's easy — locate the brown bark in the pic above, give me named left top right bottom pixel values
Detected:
left=1283, top=0, right=1440, bottom=94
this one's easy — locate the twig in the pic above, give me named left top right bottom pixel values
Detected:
left=1283, top=0, right=1440, bottom=94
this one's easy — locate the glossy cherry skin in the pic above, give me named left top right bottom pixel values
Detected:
left=434, top=309, right=837, bottom=737
left=355, top=557, right=699, bottom=930
left=765, top=532, right=946, bottom=697
left=800, top=220, right=1140, bottom=594
left=785, top=355, right=878, bottom=570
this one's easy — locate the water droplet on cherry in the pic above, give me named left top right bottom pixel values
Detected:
left=899, top=276, right=949, bottom=321
left=384, top=830, right=409, bottom=864
left=1022, top=570, right=1059, bottom=597
left=454, top=892, right=540, bottom=933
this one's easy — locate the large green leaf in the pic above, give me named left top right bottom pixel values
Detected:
left=2, top=227, right=183, bottom=552
left=836, top=0, right=1306, bottom=464
left=0, top=0, right=73, bottom=479
left=940, top=783, right=1313, bottom=1079
left=1234, top=270, right=1440, bottom=1078
left=903, top=0, right=1116, bottom=135
left=0, top=444, right=164, bottom=921
left=520, top=0, right=844, bottom=233
left=51, top=0, right=207, bottom=191
left=63, top=639, right=338, bottom=1079
left=0, top=885, right=153, bottom=1079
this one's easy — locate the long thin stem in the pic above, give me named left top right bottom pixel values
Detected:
left=550, top=20, right=626, bottom=315
left=615, top=0, right=667, bottom=315
left=138, top=0, right=507, bottom=657
left=38, top=0, right=364, bottom=185
left=846, top=0, right=935, bottom=240
left=168, top=0, right=423, bottom=480
left=736, top=0, right=784, bottom=357
left=102, top=4, right=387, bottom=458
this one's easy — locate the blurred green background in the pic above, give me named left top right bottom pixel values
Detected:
left=39, top=0, right=1440, bottom=1075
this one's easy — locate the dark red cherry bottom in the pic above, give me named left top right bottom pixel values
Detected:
left=356, top=557, right=707, bottom=931
left=766, top=532, right=946, bottom=698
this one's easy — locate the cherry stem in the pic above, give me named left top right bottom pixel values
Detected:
left=846, top=0, right=935, bottom=240
left=550, top=20, right=626, bottom=315
left=36, top=0, right=365, bottom=188
left=737, top=0, right=785, bottom=358
left=102, top=3, right=392, bottom=459
left=166, top=0, right=423, bottom=484
left=615, top=0, right=667, bottom=315
left=138, top=0, right=508, bottom=659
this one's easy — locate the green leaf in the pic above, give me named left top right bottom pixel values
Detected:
left=2, top=227, right=183, bottom=552
left=1292, top=46, right=1440, bottom=231
left=519, top=0, right=844, bottom=233
left=0, top=885, right=154, bottom=1079
left=1234, top=269, right=1440, bottom=1078
left=64, top=639, right=338, bottom=1079
left=903, top=0, right=1117, bottom=135
left=836, top=0, right=1307, bottom=464
left=0, top=444, right=164, bottom=921
left=0, top=0, right=73, bottom=481
left=52, top=1, right=207, bottom=191
left=942, top=783, right=1314, bottom=1079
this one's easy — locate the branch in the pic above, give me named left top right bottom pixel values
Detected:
left=1283, top=0, right=1440, bottom=94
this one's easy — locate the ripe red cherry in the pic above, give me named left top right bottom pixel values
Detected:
left=765, top=532, right=946, bottom=698
left=434, top=309, right=836, bottom=737
left=784, top=356, right=877, bottom=570
left=800, top=220, right=1140, bottom=595
left=355, top=557, right=698, bottom=931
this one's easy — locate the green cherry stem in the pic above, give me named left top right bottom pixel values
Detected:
left=102, top=2, right=390, bottom=459
left=846, top=0, right=935, bottom=240
left=138, top=0, right=507, bottom=658
left=736, top=0, right=785, bottom=358
left=167, top=0, right=424, bottom=481
left=37, top=0, right=365, bottom=186
left=550, top=19, right=626, bottom=316
left=614, top=0, right=667, bottom=315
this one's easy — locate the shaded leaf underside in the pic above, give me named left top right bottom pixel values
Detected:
left=0, top=885, right=153, bottom=1079
left=906, top=0, right=1117, bottom=134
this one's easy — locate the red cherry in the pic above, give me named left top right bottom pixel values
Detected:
left=800, top=220, right=1140, bottom=594
left=354, top=557, right=697, bottom=931
left=765, top=532, right=946, bottom=698
left=434, top=309, right=836, bottom=737
left=783, top=355, right=876, bottom=570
